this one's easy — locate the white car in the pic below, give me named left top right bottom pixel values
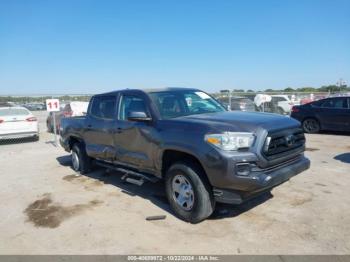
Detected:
left=271, top=95, right=293, bottom=114
left=0, top=107, right=39, bottom=141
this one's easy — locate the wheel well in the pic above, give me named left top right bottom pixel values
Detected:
left=68, top=137, right=83, bottom=150
left=302, top=117, right=320, bottom=124
left=161, top=150, right=206, bottom=178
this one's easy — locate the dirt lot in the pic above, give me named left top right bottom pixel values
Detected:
left=0, top=111, right=349, bottom=254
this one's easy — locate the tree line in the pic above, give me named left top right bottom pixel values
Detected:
left=0, top=95, right=92, bottom=104
left=234, top=84, right=349, bottom=93
left=0, top=85, right=349, bottom=104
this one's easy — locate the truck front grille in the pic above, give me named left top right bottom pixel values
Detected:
left=262, top=128, right=305, bottom=160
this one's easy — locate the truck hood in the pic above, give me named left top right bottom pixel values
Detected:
left=175, top=111, right=301, bottom=133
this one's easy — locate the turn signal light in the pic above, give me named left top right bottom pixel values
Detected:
left=206, top=137, right=220, bottom=145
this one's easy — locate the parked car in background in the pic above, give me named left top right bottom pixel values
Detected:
left=291, top=96, right=350, bottom=133
left=47, top=101, right=89, bottom=133
left=46, top=112, right=61, bottom=133
left=0, top=102, right=15, bottom=107
left=23, top=103, right=46, bottom=111
left=300, top=97, right=314, bottom=105
left=62, top=102, right=89, bottom=117
left=289, top=95, right=300, bottom=106
left=0, top=107, right=39, bottom=141
left=217, top=97, right=256, bottom=111
left=271, top=95, right=293, bottom=114
left=230, top=97, right=256, bottom=111
left=256, top=95, right=293, bottom=115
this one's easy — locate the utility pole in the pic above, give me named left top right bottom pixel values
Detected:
left=336, top=78, right=346, bottom=93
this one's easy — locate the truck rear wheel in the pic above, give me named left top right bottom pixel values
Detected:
left=71, top=143, right=91, bottom=174
left=165, top=162, right=215, bottom=223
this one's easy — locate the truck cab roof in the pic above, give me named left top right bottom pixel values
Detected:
left=97, top=87, right=201, bottom=97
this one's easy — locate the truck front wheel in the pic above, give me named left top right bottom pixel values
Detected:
left=71, top=143, right=91, bottom=174
left=165, top=162, right=215, bottom=223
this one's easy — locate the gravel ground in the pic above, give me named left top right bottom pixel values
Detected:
left=0, top=111, right=349, bottom=254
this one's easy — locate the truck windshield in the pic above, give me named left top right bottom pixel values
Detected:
left=149, top=90, right=226, bottom=119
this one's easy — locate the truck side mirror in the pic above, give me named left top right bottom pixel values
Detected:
left=127, top=111, right=152, bottom=122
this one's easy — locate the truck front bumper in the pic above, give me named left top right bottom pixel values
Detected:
left=213, top=155, right=310, bottom=204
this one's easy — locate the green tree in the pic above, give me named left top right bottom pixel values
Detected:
left=284, top=87, right=295, bottom=92
left=297, top=87, right=317, bottom=92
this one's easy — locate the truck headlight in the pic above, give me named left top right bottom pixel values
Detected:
left=205, top=132, right=255, bottom=151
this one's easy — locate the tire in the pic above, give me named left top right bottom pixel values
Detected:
left=71, top=143, right=92, bottom=174
left=32, top=135, right=39, bottom=142
left=165, top=161, right=215, bottom=223
left=302, top=118, right=320, bottom=133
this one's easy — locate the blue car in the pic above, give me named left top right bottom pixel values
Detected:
left=291, top=96, right=350, bottom=133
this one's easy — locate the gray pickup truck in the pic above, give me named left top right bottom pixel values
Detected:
left=60, top=88, right=310, bottom=223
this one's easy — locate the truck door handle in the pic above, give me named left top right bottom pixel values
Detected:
left=87, top=124, right=92, bottom=128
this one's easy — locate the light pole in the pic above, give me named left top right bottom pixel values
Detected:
left=336, top=78, right=347, bottom=93
left=220, top=89, right=231, bottom=111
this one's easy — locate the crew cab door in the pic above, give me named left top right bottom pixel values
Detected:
left=84, top=95, right=118, bottom=160
left=114, top=92, right=157, bottom=173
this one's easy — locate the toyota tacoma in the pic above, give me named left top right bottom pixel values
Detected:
left=60, top=88, right=310, bottom=223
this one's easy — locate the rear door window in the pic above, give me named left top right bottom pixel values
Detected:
left=320, top=98, right=348, bottom=109
left=90, top=96, right=117, bottom=119
left=118, top=95, right=149, bottom=121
